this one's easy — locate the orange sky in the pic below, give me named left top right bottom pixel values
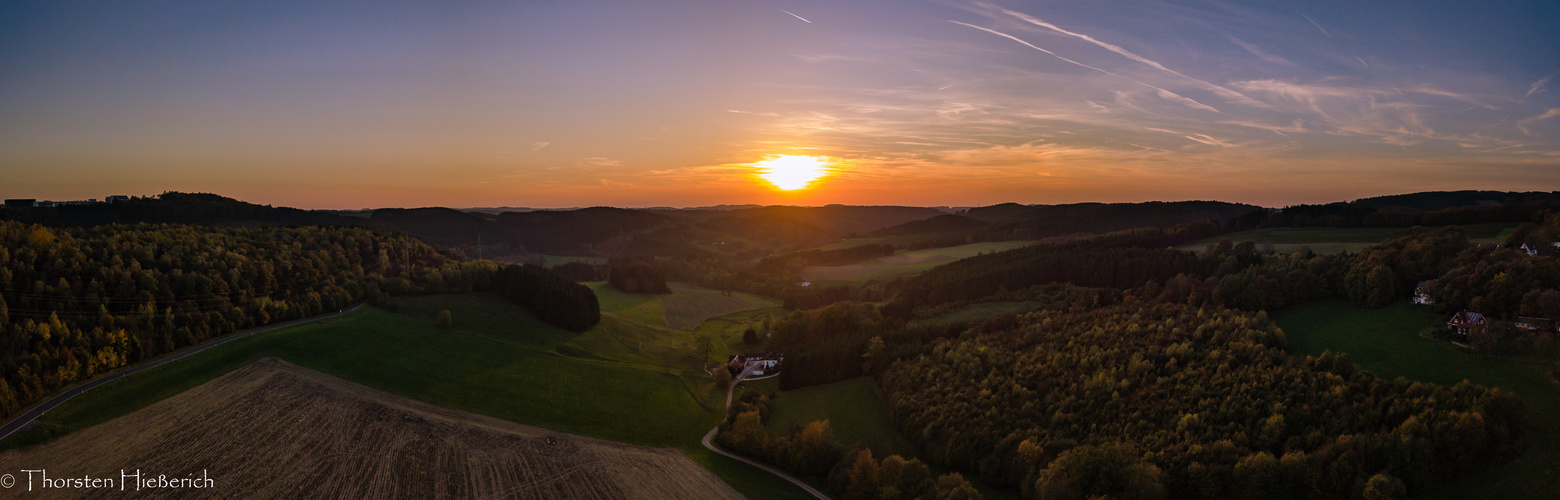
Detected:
left=3, top=1, right=1557, bottom=209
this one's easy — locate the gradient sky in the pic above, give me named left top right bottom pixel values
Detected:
left=2, top=0, right=1558, bottom=208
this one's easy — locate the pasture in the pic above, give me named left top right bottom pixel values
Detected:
left=1274, top=300, right=1560, bottom=500
left=659, top=282, right=778, bottom=330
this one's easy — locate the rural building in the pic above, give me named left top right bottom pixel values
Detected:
left=1413, top=280, right=1437, bottom=305
left=1447, top=311, right=1486, bottom=336
left=3, top=199, right=36, bottom=208
left=725, top=347, right=785, bottom=376
left=1520, top=244, right=1538, bottom=257
left=1514, top=316, right=1557, bottom=333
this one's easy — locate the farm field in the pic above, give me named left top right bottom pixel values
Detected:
left=0, top=294, right=815, bottom=500
left=1176, top=222, right=1520, bottom=254
left=1273, top=300, right=1560, bottom=500
left=802, top=240, right=1038, bottom=284
left=0, top=357, right=742, bottom=499
left=659, top=282, right=778, bottom=330
left=764, top=377, right=917, bottom=459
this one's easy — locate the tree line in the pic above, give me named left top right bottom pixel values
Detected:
left=0, top=220, right=596, bottom=419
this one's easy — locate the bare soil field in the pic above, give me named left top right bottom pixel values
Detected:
left=0, top=357, right=742, bottom=499
left=658, top=282, right=775, bottom=330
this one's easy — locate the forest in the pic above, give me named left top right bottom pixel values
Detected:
left=0, top=220, right=597, bottom=419
left=879, top=301, right=1524, bottom=499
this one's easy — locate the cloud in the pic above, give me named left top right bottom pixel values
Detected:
left=1516, top=107, right=1560, bottom=135
left=578, top=157, right=623, bottom=167
left=950, top=21, right=1222, bottom=113
left=1525, top=75, right=1553, bottom=99
left=1226, top=36, right=1295, bottom=66
left=990, top=5, right=1270, bottom=108
left=727, top=109, right=781, bottom=117
left=530, top=142, right=550, bottom=151
left=1183, top=134, right=1227, bottom=147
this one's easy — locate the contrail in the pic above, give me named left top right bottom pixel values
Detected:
left=778, top=8, right=811, bottom=23
left=992, top=6, right=1269, bottom=108
left=1302, top=15, right=1331, bottom=38
left=951, top=21, right=1221, bottom=113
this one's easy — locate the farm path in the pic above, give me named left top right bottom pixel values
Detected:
left=703, top=367, right=831, bottom=500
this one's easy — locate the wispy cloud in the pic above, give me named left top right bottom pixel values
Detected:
left=950, top=21, right=1222, bottom=113
left=1516, top=108, right=1560, bottom=136
left=1184, top=134, right=1227, bottom=147
left=990, top=5, right=1270, bottom=108
left=1525, top=75, right=1553, bottom=99
left=1227, top=36, right=1295, bottom=66
left=531, top=141, right=550, bottom=151
left=578, top=157, right=623, bottom=167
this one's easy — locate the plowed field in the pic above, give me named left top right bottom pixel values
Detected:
left=0, top=357, right=741, bottom=499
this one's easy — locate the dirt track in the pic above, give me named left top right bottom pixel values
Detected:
left=0, top=358, right=742, bottom=499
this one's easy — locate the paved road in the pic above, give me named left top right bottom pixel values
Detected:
left=701, top=369, right=830, bottom=500
left=0, top=304, right=365, bottom=442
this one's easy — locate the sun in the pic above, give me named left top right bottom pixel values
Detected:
left=754, top=155, right=831, bottom=191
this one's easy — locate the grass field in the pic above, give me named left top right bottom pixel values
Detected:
left=764, top=377, right=917, bottom=458
left=1177, top=223, right=1520, bottom=254
left=660, top=282, right=778, bottom=330
left=0, top=294, right=815, bottom=500
left=802, top=240, right=1038, bottom=284
left=1273, top=300, right=1560, bottom=500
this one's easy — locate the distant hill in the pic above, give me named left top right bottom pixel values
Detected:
left=369, top=207, right=507, bottom=246
left=1348, top=190, right=1560, bottom=211
left=868, top=214, right=987, bottom=237
left=0, top=192, right=353, bottom=227
left=496, top=207, right=671, bottom=254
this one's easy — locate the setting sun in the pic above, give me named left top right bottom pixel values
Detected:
left=754, top=155, right=831, bottom=191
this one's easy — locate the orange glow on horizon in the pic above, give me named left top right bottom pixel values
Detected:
left=754, top=155, right=832, bottom=191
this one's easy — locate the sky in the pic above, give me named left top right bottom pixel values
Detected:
left=2, top=0, right=1558, bottom=209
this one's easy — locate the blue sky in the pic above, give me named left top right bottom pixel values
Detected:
left=2, top=0, right=1556, bottom=207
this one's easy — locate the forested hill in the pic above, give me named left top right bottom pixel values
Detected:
left=0, top=192, right=353, bottom=227
left=1351, top=190, right=1560, bottom=211
left=963, top=200, right=1258, bottom=235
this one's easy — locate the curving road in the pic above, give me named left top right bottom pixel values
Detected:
left=702, top=368, right=830, bottom=500
left=0, top=304, right=365, bottom=442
